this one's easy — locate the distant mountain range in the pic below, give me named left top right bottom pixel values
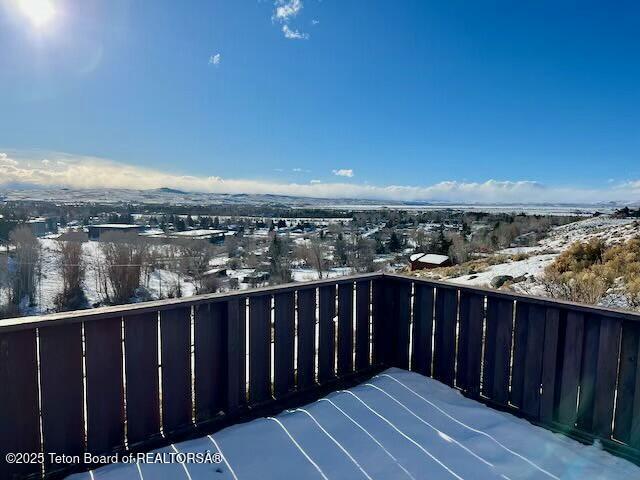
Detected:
left=0, top=185, right=635, bottom=212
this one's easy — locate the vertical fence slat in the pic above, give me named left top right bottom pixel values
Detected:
left=85, top=317, right=124, bottom=455
left=337, top=283, right=354, bottom=376
left=226, top=298, right=246, bottom=413
left=614, top=322, right=640, bottom=445
left=39, top=323, right=84, bottom=471
left=249, top=295, right=271, bottom=404
left=521, top=304, right=546, bottom=418
left=510, top=302, right=529, bottom=408
left=160, top=307, right=192, bottom=434
left=355, top=280, right=371, bottom=371
left=540, top=307, right=560, bottom=423
left=392, top=281, right=411, bottom=370
left=457, top=291, right=484, bottom=397
left=557, top=311, right=585, bottom=426
left=372, top=278, right=389, bottom=365
left=592, top=316, right=622, bottom=438
left=124, top=312, right=160, bottom=446
left=194, top=302, right=226, bottom=423
left=577, top=315, right=601, bottom=431
left=274, top=292, right=295, bottom=398
left=0, top=330, right=40, bottom=480
left=318, top=285, right=336, bottom=383
left=482, top=296, right=513, bottom=405
left=411, top=284, right=434, bottom=377
left=434, top=287, right=458, bottom=387
left=297, top=288, right=316, bottom=389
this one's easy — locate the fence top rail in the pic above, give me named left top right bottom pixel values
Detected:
left=0, top=273, right=382, bottom=332
left=386, top=273, right=640, bottom=322
left=3, top=272, right=640, bottom=333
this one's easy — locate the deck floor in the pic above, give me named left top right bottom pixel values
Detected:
left=69, top=368, right=639, bottom=480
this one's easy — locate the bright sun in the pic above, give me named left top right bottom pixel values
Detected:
left=18, top=0, right=56, bottom=28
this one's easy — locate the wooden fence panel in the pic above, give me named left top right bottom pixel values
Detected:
left=520, top=304, right=547, bottom=418
left=411, top=284, right=434, bottom=377
left=0, top=329, right=40, bottom=480
left=85, top=317, right=124, bottom=455
left=39, top=323, right=84, bottom=471
left=249, top=295, right=271, bottom=404
left=274, top=292, right=295, bottom=398
left=393, top=281, right=412, bottom=370
left=592, top=316, right=622, bottom=438
left=318, top=285, right=336, bottom=383
left=482, top=296, right=513, bottom=405
left=124, top=312, right=160, bottom=446
left=372, top=278, right=389, bottom=365
left=457, top=291, right=484, bottom=397
left=337, top=283, right=354, bottom=376
left=355, top=280, right=371, bottom=371
left=540, top=307, right=560, bottom=423
left=160, top=307, right=192, bottom=434
left=226, top=299, right=246, bottom=413
left=556, top=311, right=585, bottom=426
left=434, top=287, right=458, bottom=387
left=194, top=302, right=226, bottom=423
left=297, top=288, right=316, bottom=389
left=577, top=314, right=600, bottom=431
left=614, top=322, right=640, bottom=447
left=510, top=302, right=529, bottom=408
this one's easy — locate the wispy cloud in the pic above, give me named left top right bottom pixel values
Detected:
left=274, top=0, right=303, bottom=22
left=282, top=25, right=309, bottom=40
left=1, top=151, right=640, bottom=204
left=208, top=53, right=221, bottom=66
left=333, top=169, right=354, bottom=178
left=273, top=0, right=309, bottom=40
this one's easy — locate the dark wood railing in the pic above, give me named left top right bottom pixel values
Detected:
left=2, top=273, right=640, bottom=479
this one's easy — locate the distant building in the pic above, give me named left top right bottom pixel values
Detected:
left=88, top=224, right=145, bottom=240
left=410, top=253, right=451, bottom=271
left=166, top=229, right=228, bottom=244
left=26, top=219, right=48, bottom=237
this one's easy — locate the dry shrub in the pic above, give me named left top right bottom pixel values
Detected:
left=541, top=237, right=640, bottom=307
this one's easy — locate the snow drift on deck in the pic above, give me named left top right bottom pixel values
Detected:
left=70, top=368, right=639, bottom=480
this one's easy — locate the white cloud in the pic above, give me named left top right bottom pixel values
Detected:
left=333, top=169, right=354, bottom=178
left=1, top=151, right=640, bottom=204
left=273, top=1, right=309, bottom=40
left=209, top=53, right=221, bottom=66
left=274, top=0, right=303, bottom=22
left=310, top=179, right=321, bottom=184
left=282, top=25, right=309, bottom=40
left=311, top=19, right=319, bottom=25
left=0, top=153, right=18, bottom=166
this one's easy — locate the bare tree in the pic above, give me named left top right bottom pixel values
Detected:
left=296, top=237, right=328, bottom=279
left=100, top=232, right=149, bottom=304
left=8, top=226, right=41, bottom=308
left=54, top=232, right=87, bottom=311
left=176, top=239, right=219, bottom=294
left=350, top=236, right=376, bottom=273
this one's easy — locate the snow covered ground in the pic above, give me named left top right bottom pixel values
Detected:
left=69, top=368, right=638, bottom=480
left=442, top=216, right=640, bottom=295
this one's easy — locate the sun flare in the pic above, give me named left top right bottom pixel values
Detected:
left=17, top=0, right=55, bottom=28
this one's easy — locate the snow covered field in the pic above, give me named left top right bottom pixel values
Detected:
left=69, top=368, right=638, bottom=480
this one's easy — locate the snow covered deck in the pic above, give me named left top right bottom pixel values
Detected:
left=70, top=369, right=638, bottom=480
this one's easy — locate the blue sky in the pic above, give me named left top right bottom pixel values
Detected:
left=0, top=1, right=639, bottom=202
